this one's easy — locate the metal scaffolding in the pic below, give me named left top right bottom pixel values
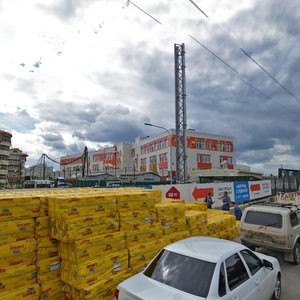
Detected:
left=174, top=43, right=187, bottom=183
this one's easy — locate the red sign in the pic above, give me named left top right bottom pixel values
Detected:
left=166, top=186, right=181, bottom=199
left=250, top=184, right=261, bottom=192
left=192, top=187, right=214, bottom=200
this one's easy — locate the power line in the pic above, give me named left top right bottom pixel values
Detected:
left=240, top=48, right=300, bottom=103
left=126, top=1, right=297, bottom=115
left=188, top=0, right=208, bottom=18
left=128, top=1, right=162, bottom=25
left=187, top=1, right=299, bottom=103
left=190, top=35, right=297, bottom=115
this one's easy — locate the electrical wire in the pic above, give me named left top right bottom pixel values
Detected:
left=126, top=2, right=297, bottom=115
left=128, top=1, right=162, bottom=25
left=187, top=0, right=299, bottom=103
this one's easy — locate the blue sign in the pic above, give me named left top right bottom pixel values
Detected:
left=234, top=182, right=250, bottom=203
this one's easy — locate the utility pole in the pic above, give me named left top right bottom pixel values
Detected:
left=82, top=146, right=88, bottom=178
left=42, top=153, right=46, bottom=180
left=174, top=43, right=187, bottom=183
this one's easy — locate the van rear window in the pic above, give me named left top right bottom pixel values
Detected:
left=245, top=211, right=282, bottom=228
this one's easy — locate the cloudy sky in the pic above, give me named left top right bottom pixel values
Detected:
left=1, top=0, right=300, bottom=175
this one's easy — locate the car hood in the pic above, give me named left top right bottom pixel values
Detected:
left=118, top=273, right=204, bottom=300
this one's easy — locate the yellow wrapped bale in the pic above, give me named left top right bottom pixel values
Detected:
left=0, top=253, right=36, bottom=270
left=0, top=219, right=35, bottom=237
left=35, top=216, right=51, bottom=238
left=162, top=218, right=187, bottom=235
left=0, top=238, right=36, bottom=259
left=0, top=283, right=40, bottom=300
left=165, top=230, right=190, bottom=244
left=185, top=210, right=207, bottom=229
left=185, top=201, right=207, bottom=211
left=0, top=261, right=36, bottom=280
left=125, top=227, right=164, bottom=248
left=40, top=279, right=65, bottom=299
left=155, top=203, right=185, bottom=220
left=0, top=270, right=36, bottom=294
left=59, top=231, right=126, bottom=264
left=61, top=249, right=128, bottom=287
left=38, top=268, right=60, bottom=283
left=51, top=216, right=119, bottom=241
left=37, top=256, right=61, bottom=274
left=0, top=233, right=35, bottom=247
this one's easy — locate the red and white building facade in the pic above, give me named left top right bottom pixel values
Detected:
left=60, top=130, right=235, bottom=179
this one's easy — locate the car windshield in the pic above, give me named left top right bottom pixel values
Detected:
left=245, top=211, right=282, bottom=228
left=144, top=249, right=215, bottom=298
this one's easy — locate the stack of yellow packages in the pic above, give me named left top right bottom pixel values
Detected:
left=185, top=201, right=207, bottom=211
left=206, top=209, right=238, bottom=239
left=117, top=191, right=163, bottom=273
left=155, top=201, right=190, bottom=245
left=185, top=210, right=208, bottom=236
left=36, top=212, right=65, bottom=299
left=49, top=192, right=128, bottom=300
left=0, top=194, right=40, bottom=299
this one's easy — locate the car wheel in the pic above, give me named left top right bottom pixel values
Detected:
left=293, top=242, right=300, bottom=265
left=271, top=274, right=281, bottom=300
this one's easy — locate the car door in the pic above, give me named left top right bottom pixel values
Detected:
left=239, top=249, right=273, bottom=300
left=221, top=253, right=258, bottom=300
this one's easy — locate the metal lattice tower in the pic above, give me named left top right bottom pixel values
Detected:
left=174, top=43, right=187, bottom=183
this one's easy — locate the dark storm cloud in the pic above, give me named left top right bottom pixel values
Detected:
left=42, top=133, right=66, bottom=150
left=0, top=109, right=36, bottom=133
left=36, top=100, right=145, bottom=145
left=183, top=0, right=300, bottom=169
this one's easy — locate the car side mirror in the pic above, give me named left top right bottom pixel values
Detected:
left=262, top=259, right=273, bottom=270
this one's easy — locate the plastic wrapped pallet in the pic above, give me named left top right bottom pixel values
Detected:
left=125, top=226, right=164, bottom=248
left=165, top=230, right=190, bottom=244
left=0, top=196, right=40, bottom=221
left=162, top=217, right=187, bottom=235
left=185, top=210, right=207, bottom=230
left=0, top=238, right=36, bottom=259
left=185, top=201, right=207, bottom=211
left=37, top=256, right=61, bottom=284
left=0, top=283, right=40, bottom=300
left=37, top=237, right=59, bottom=260
left=40, top=279, right=65, bottom=299
left=59, top=231, right=126, bottom=264
left=119, top=210, right=157, bottom=231
left=155, top=202, right=185, bottom=221
left=0, top=219, right=35, bottom=237
left=36, top=216, right=51, bottom=238
left=60, top=249, right=128, bottom=287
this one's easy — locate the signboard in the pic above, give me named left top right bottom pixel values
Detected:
left=152, top=179, right=271, bottom=207
left=234, top=182, right=250, bottom=203
left=166, top=186, right=181, bottom=199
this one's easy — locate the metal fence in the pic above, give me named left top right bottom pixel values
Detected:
left=270, top=176, right=299, bottom=195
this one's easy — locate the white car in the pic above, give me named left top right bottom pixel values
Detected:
left=115, top=237, right=281, bottom=300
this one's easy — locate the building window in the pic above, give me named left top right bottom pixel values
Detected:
left=164, top=167, right=168, bottom=176
left=164, top=153, right=168, bottom=161
left=202, top=154, right=211, bottom=163
left=217, top=142, right=223, bottom=151
left=196, top=140, right=205, bottom=149
left=207, top=141, right=211, bottom=150
left=224, top=143, right=230, bottom=152
left=197, top=154, right=201, bottom=163
left=227, top=156, right=233, bottom=164
left=160, top=141, right=163, bottom=149
left=159, top=154, right=163, bottom=162
left=164, top=139, right=168, bottom=148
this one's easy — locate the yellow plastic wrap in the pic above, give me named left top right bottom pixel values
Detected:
left=61, top=249, right=128, bottom=287
left=0, top=283, right=40, bottom=300
left=162, top=217, right=187, bottom=235
left=0, top=253, right=36, bottom=269
left=37, top=246, right=59, bottom=260
left=185, top=202, right=207, bottom=211
left=0, top=219, right=35, bottom=237
left=38, top=268, right=60, bottom=283
left=40, top=279, right=65, bottom=299
left=0, top=270, right=36, bottom=294
left=0, top=261, right=36, bottom=280
left=155, top=203, right=185, bottom=220
left=185, top=210, right=207, bottom=229
left=59, top=231, right=126, bottom=264
left=37, top=237, right=59, bottom=248
left=0, top=238, right=36, bottom=259
left=37, top=256, right=61, bottom=274
left=51, top=217, right=119, bottom=242
left=0, top=233, right=35, bottom=247
left=165, top=230, right=190, bottom=244
left=125, top=227, right=164, bottom=248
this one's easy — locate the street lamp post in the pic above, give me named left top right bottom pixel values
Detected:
left=144, top=123, right=173, bottom=184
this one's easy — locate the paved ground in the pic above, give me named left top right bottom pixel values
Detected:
left=266, top=249, right=300, bottom=299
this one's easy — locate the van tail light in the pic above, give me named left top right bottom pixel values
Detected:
left=115, top=288, right=119, bottom=300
